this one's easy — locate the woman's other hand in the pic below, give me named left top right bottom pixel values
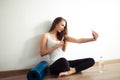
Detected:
left=92, top=31, right=99, bottom=40
left=55, top=37, right=64, bottom=48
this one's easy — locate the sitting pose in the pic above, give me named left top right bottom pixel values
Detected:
left=40, top=17, right=99, bottom=77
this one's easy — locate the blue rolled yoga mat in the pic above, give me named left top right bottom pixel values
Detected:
left=27, top=61, right=48, bottom=80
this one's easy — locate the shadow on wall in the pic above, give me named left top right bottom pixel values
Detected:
left=19, top=21, right=51, bottom=69
left=35, top=20, right=52, bottom=35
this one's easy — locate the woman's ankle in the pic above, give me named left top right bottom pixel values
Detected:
left=58, top=67, right=76, bottom=77
left=69, top=67, right=76, bottom=74
left=58, top=71, right=69, bottom=77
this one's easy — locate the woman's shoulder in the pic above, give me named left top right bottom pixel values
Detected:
left=41, top=33, right=49, bottom=38
left=42, top=32, right=49, bottom=36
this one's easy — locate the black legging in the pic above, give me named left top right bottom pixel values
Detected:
left=49, top=57, right=95, bottom=75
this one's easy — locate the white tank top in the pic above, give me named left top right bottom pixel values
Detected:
left=47, top=33, right=65, bottom=65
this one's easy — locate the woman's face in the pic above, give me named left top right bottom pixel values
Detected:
left=55, top=20, right=66, bottom=32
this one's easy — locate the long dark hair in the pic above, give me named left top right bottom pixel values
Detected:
left=49, top=17, right=68, bottom=51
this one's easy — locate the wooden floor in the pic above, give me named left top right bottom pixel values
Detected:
left=0, top=62, right=120, bottom=80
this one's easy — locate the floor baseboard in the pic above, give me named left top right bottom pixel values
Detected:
left=0, top=69, right=30, bottom=78
left=95, top=58, right=120, bottom=66
left=0, top=59, right=120, bottom=78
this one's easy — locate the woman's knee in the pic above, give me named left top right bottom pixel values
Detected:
left=88, top=58, right=95, bottom=66
left=58, top=57, right=67, bottom=61
left=58, top=57, right=70, bottom=70
left=58, top=57, right=69, bottom=65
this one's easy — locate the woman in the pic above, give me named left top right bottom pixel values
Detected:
left=40, top=17, right=98, bottom=77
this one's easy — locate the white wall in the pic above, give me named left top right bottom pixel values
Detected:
left=0, top=0, right=120, bottom=71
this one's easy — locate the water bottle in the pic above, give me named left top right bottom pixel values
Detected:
left=99, top=56, right=104, bottom=73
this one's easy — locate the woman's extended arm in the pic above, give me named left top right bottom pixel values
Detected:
left=65, top=31, right=98, bottom=43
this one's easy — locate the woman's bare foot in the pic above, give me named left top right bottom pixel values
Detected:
left=58, top=71, right=69, bottom=77
left=58, top=67, right=76, bottom=77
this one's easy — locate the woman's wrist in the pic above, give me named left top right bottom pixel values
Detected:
left=92, top=37, right=96, bottom=41
left=50, top=45, right=58, bottom=52
left=54, top=44, right=59, bottom=49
